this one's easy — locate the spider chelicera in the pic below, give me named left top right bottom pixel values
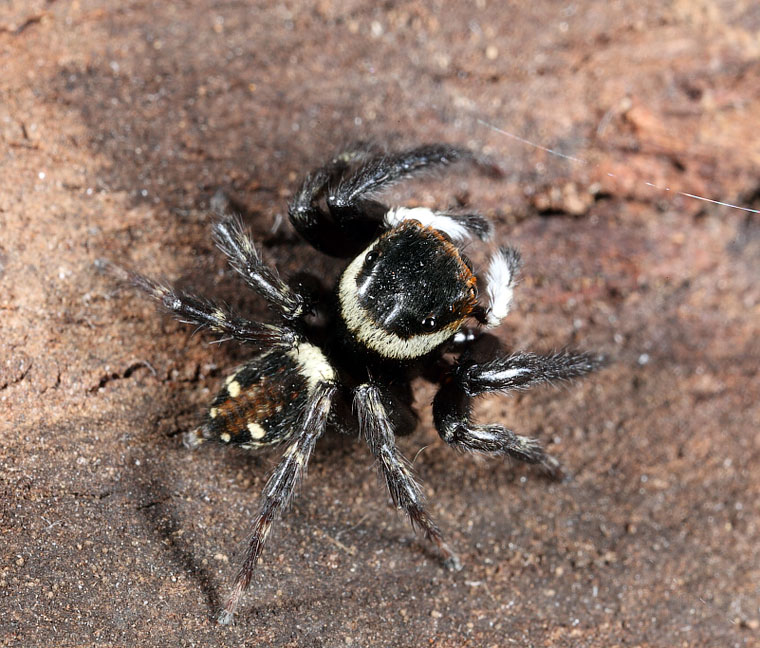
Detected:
left=117, top=144, right=601, bottom=624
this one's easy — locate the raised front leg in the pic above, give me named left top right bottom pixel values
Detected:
left=288, top=149, right=379, bottom=257
left=288, top=144, right=493, bottom=257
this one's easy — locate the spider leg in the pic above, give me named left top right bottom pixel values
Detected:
left=289, top=144, right=494, bottom=256
left=330, top=144, right=494, bottom=242
left=288, top=150, right=382, bottom=257
left=329, top=144, right=486, bottom=210
left=218, top=381, right=337, bottom=625
left=125, top=269, right=296, bottom=348
left=212, top=216, right=308, bottom=320
left=456, top=349, right=602, bottom=396
left=354, top=383, right=461, bottom=571
left=433, top=334, right=602, bottom=477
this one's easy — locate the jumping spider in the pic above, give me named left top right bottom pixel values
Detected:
left=118, top=144, right=601, bottom=624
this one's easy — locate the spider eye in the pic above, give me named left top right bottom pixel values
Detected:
left=364, top=249, right=380, bottom=267
left=469, top=285, right=478, bottom=300
left=421, top=316, right=437, bottom=331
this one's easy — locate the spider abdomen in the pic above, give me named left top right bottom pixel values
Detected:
left=204, top=343, right=335, bottom=449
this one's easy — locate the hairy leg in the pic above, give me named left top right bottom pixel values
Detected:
left=109, top=263, right=296, bottom=349
left=289, top=144, right=495, bottom=257
left=212, top=216, right=309, bottom=320
left=434, top=335, right=602, bottom=477
left=218, top=381, right=337, bottom=624
left=288, top=149, right=382, bottom=257
left=354, top=383, right=461, bottom=570
left=328, top=144, right=478, bottom=211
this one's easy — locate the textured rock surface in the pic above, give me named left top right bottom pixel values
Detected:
left=2, top=1, right=759, bottom=646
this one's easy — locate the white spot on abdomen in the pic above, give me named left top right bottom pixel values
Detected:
left=247, top=422, right=266, bottom=439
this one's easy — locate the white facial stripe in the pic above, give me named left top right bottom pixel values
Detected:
left=485, top=248, right=516, bottom=328
left=384, top=207, right=471, bottom=241
left=357, top=273, right=372, bottom=298
left=287, top=342, right=336, bottom=391
left=339, top=246, right=457, bottom=359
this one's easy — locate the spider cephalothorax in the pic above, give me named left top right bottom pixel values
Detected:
left=339, top=219, right=479, bottom=359
left=118, top=144, right=601, bottom=624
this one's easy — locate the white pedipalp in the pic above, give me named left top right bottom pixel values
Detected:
left=484, top=247, right=520, bottom=329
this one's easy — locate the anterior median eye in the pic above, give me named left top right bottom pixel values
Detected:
left=422, top=316, right=437, bottom=331
left=364, top=249, right=380, bottom=267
